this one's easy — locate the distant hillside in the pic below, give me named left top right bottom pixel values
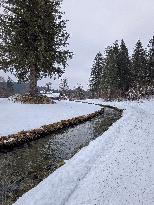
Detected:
left=13, top=82, right=29, bottom=94
left=0, top=82, right=29, bottom=97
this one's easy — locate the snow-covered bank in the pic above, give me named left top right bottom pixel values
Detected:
left=0, top=99, right=101, bottom=137
left=13, top=99, right=154, bottom=205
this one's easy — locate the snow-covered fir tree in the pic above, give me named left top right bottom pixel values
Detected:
left=118, top=39, right=131, bottom=96
left=131, top=40, right=148, bottom=87
left=89, top=52, right=105, bottom=98
left=147, top=36, right=154, bottom=88
left=102, top=41, right=121, bottom=99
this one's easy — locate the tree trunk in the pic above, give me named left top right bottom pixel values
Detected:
left=29, top=66, right=38, bottom=96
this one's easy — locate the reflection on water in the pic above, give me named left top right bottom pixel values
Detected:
left=0, top=108, right=121, bottom=205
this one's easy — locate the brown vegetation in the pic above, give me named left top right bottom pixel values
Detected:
left=0, top=108, right=105, bottom=151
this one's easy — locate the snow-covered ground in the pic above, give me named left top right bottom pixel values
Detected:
left=0, top=98, right=101, bottom=137
left=13, top=99, right=154, bottom=205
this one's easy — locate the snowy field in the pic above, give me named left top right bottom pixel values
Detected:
left=13, top=99, right=154, bottom=205
left=0, top=98, right=101, bottom=137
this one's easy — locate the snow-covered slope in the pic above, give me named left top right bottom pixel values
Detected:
left=0, top=99, right=101, bottom=137
left=13, top=99, right=154, bottom=205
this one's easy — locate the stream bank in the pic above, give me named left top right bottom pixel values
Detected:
left=0, top=106, right=122, bottom=205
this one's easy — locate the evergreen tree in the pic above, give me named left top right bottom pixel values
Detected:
left=102, top=41, right=121, bottom=99
left=147, top=36, right=154, bottom=86
left=7, top=77, right=14, bottom=95
left=59, top=78, right=69, bottom=95
left=118, top=39, right=130, bottom=95
left=0, top=0, right=72, bottom=96
left=131, top=40, right=148, bottom=87
left=89, top=52, right=104, bottom=98
left=73, top=85, right=85, bottom=100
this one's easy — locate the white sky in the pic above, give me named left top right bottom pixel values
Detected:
left=0, top=0, right=154, bottom=89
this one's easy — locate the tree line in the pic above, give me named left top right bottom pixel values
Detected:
left=89, top=37, right=154, bottom=100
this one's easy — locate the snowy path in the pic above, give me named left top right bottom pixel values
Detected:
left=0, top=99, right=101, bottom=137
left=13, top=100, right=154, bottom=205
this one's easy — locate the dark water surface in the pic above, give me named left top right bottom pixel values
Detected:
left=0, top=107, right=121, bottom=205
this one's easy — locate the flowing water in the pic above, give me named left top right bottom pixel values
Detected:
left=0, top=107, right=122, bottom=205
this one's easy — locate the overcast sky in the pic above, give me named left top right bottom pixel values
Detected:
left=0, top=0, right=154, bottom=89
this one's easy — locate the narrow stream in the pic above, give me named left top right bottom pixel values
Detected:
left=0, top=107, right=121, bottom=205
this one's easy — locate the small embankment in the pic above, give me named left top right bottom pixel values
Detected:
left=0, top=108, right=105, bottom=152
left=0, top=104, right=123, bottom=205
